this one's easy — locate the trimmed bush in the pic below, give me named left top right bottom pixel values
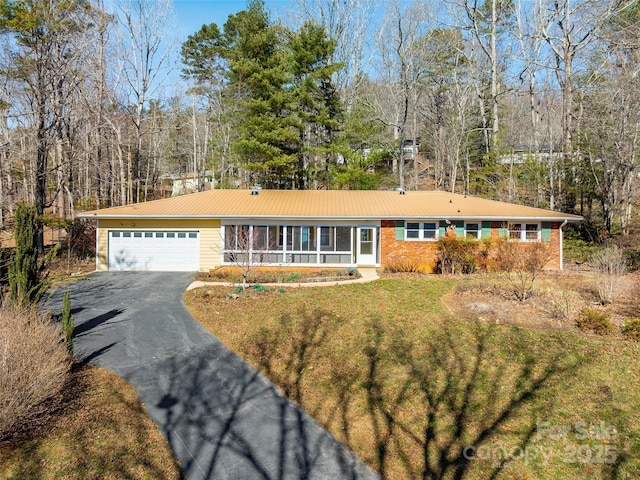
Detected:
left=0, top=305, right=69, bottom=440
left=436, top=235, right=479, bottom=274
left=383, top=259, right=433, bottom=274
left=576, top=307, right=614, bottom=335
left=622, top=319, right=640, bottom=342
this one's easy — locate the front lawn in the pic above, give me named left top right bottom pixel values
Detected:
left=185, top=276, right=640, bottom=479
left=0, top=365, right=182, bottom=480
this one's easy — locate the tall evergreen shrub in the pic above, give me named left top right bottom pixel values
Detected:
left=9, top=202, right=45, bottom=304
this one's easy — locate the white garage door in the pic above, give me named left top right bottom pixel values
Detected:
left=108, top=230, right=199, bottom=271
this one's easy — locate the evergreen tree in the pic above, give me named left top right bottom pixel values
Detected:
left=180, top=1, right=344, bottom=189
left=8, top=202, right=46, bottom=304
left=289, top=21, right=343, bottom=189
left=225, top=2, right=299, bottom=187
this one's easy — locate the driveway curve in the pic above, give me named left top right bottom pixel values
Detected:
left=46, top=272, right=377, bottom=480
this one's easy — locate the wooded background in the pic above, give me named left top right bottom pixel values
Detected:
left=0, top=0, right=638, bottom=249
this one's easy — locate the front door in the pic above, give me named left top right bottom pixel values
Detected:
left=357, top=227, right=377, bottom=266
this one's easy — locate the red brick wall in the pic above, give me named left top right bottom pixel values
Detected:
left=380, top=220, right=439, bottom=270
left=380, top=220, right=563, bottom=270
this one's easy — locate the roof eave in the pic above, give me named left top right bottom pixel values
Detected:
left=79, top=213, right=583, bottom=222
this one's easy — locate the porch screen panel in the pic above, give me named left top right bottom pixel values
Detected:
left=320, top=226, right=352, bottom=264
left=253, top=225, right=269, bottom=250
left=336, top=227, right=350, bottom=250
left=320, top=227, right=333, bottom=251
left=224, top=225, right=236, bottom=250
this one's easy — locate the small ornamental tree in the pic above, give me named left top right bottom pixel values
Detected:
left=61, top=292, right=75, bottom=356
left=494, top=240, right=551, bottom=301
left=8, top=202, right=47, bottom=305
left=591, top=245, right=627, bottom=304
left=223, top=224, right=279, bottom=295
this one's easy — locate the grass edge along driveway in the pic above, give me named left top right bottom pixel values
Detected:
left=185, top=276, right=640, bottom=480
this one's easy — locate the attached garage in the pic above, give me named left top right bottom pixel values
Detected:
left=108, top=230, right=199, bottom=271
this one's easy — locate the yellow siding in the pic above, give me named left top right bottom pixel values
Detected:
left=97, top=219, right=221, bottom=272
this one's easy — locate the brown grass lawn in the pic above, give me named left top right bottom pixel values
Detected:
left=0, top=364, right=182, bottom=480
left=185, top=275, right=640, bottom=480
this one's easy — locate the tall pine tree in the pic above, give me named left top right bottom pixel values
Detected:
left=181, top=0, right=343, bottom=189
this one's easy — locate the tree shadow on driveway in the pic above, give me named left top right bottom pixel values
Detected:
left=133, top=343, right=376, bottom=480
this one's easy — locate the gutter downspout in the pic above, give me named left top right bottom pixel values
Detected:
left=559, top=220, right=568, bottom=270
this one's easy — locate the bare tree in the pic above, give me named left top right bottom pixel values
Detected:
left=223, top=224, right=280, bottom=294
left=539, top=0, right=615, bottom=210
left=0, top=0, right=96, bottom=253
left=114, top=0, right=176, bottom=203
left=371, top=0, right=430, bottom=190
left=293, top=0, right=377, bottom=111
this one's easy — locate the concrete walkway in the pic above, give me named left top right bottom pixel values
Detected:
left=186, top=268, right=379, bottom=291
left=45, top=272, right=378, bottom=480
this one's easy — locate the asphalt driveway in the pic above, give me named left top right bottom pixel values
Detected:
left=46, top=272, right=377, bottom=480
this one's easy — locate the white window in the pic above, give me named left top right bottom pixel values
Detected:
left=406, top=222, right=421, bottom=239
left=508, top=223, right=540, bottom=241
left=465, top=223, right=481, bottom=239
left=405, top=221, right=438, bottom=241
left=423, top=222, right=438, bottom=239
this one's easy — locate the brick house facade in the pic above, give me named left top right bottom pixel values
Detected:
left=381, top=220, right=564, bottom=271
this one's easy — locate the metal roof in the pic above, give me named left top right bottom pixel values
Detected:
left=78, top=189, right=584, bottom=222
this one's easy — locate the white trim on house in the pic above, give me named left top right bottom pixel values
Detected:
left=508, top=222, right=542, bottom=242
left=404, top=221, right=439, bottom=241
left=220, top=219, right=380, bottom=268
left=464, top=222, right=482, bottom=240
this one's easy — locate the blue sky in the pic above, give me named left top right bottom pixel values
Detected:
left=173, top=0, right=293, bottom=42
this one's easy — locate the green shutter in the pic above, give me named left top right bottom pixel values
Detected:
left=481, top=221, right=492, bottom=239
left=542, top=222, right=551, bottom=242
left=455, top=221, right=465, bottom=237
left=395, top=220, right=404, bottom=240
left=439, top=220, right=447, bottom=238
left=499, top=222, right=508, bottom=238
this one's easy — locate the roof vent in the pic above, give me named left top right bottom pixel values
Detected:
left=449, top=199, right=453, bottom=203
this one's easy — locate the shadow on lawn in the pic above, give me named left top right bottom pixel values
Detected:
left=1, top=363, right=181, bottom=480
left=240, top=309, right=628, bottom=480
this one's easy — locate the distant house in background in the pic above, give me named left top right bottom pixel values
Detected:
left=80, top=189, right=582, bottom=273
left=402, top=138, right=421, bottom=160
left=498, top=146, right=563, bottom=166
left=158, top=172, right=215, bottom=197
